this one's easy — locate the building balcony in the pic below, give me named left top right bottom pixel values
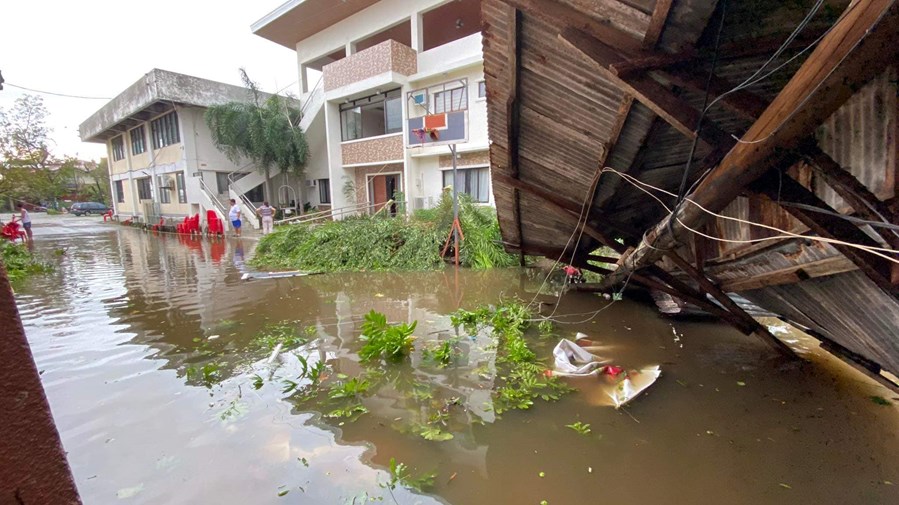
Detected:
left=323, top=40, right=417, bottom=92
left=341, top=133, right=405, bottom=166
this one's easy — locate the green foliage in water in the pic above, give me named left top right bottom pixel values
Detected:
left=383, top=457, right=436, bottom=493
left=449, top=300, right=572, bottom=415
left=359, top=310, right=417, bottom=362
left=0, top=241, right=52, bottom=283
left=422, top=338, right=461, bottom=367
left=250, top=193, right=518, bottom=272
left=566, top=421, right=592, bottom=435
left=250, top=322, right=307, bottom=351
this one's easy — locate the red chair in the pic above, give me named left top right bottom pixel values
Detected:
left=187, top=214, right=200, bottom=235
left=1, top=221, right=26, bottom=242
left=151, top=218, right=165, bottom=233
left=206, top=210, right=223, bottom=237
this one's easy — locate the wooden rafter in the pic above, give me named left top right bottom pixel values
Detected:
left=642, top=0, right=674, bottom=50
left=601, top=0, right=899, bottom=290
left=801, top=145, right=899, bottom=251
left=504, top=5, right=525, bottom=266
left=560, top=27, right=731, bottom=145
left=753, top=170, right=897, bottom=296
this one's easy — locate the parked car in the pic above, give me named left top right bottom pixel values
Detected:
left=71, top=202, right=109, bottom=216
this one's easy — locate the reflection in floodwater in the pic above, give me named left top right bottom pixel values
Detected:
left=15, top=225, right=899, bottom=504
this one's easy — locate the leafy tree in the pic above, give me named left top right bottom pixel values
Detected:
left=0, top=94, right=80, bottom=208
left=204, top=70, right=309, bottom=202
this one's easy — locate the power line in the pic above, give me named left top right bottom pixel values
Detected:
left=4, top=82, right=111, bottom=100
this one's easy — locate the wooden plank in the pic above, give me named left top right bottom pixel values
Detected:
left=506, top=6, right=525, bottom=266
left=601, top=0, right=899, bottom=289
left=642, top=0, right=674, bottom=50
left=559, top=27, right=731, bottom=145
left=663, top=66, right=769, bottom=120
left=802, top=144, right=899, bottom=250
left=502, top=0, right=648, bottom=54
left=719, top=256, right=858, bottom=292
left=754, top=171, right=898, bottom=296
left=598, top=94, right=634, bottom=169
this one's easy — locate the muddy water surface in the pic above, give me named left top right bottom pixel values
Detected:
left=15, top=217, right=899, bottom=504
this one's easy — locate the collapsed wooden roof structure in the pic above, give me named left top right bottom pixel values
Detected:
left=482, top=0, right=899, bottom=389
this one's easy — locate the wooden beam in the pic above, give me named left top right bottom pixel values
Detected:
left=642, top=0, right=674, bottom=50
left=666, top=252, right=796, bottom=356
left=506, top=6, right=525, bottom=266
left=754, top=171, right=897, bottom=296
left=802, top=144, right=899, bottom=251
left=663, top=66, right=770, bottom=120
left=560, top=27, right=732, bottom=145
left=601, top=0, right=899, bottom=289
left=598, top=94, right=634, bottom=169
left=502, top=0, right=648, bottom=55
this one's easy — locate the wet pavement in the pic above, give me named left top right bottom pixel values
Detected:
left=12, top=214, right=899, bottom=504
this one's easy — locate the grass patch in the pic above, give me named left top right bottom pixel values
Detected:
left=251, top=193, right=519, bottom=272
left=0, top=241, right=52, bottom=283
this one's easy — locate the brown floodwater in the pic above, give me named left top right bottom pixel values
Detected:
left=14, top=217, right=899, bottom=504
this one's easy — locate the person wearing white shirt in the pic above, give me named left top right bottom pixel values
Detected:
left=228, top=199, right=242, bottom=237
left=17, top=203, right=32, bottom=241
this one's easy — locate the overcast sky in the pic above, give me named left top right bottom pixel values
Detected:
left=0, top=0, right=298, bottom=160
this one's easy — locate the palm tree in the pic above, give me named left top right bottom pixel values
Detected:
left=204, top=70, right=309, bottom=205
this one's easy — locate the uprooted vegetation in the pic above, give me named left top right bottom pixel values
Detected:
left=250, top=193, right=521, bottom=272
left=0, top=241, right=52, bottom=283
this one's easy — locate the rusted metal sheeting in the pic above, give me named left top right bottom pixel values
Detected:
left=742, top=270, right=899, bottom=374
left=816, top=68, right=898, bottom=208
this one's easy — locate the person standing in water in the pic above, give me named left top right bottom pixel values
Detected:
left=228, top=199, right=242, bottom=237
left=17, top=203, right=33, bottom=242
left=256, top=201, right=276, bottom=235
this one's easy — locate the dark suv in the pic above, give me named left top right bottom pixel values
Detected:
left=71, top=202, right=109, bottom=216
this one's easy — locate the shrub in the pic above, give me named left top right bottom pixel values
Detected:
left=0, top=242, right=52, bottom=283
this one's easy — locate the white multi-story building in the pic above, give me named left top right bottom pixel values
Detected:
left=252, top=0, right=492, bottom=213
left=79, top=69, right=301, bottom=229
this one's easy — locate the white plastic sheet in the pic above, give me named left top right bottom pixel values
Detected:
left=551, top=337, right=661, bottom=408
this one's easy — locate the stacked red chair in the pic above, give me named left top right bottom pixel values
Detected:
left=206, top=210, right=224, bottom=237
left=151, top=218, right=166, bottom=233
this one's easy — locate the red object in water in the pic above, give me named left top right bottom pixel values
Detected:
left=1, top=221, right=26, bottom=242
left=151, top=218, right=165, bottom=233
left=603, top=365, right=625, bottom=377
left=543, top=369, right=553, bottom=378
left=177, top=214, right=200, bottom=235
left=102, top=209, right=113, bottom=222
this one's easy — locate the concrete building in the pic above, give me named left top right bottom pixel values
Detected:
left=252, top=0, right=492, bottom=213
left=79, top=69, right=302, bottom=229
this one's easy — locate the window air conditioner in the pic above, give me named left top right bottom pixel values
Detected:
left=413, top=197, right=425, bottom=210
left=306, top=179, right=318, bottom=188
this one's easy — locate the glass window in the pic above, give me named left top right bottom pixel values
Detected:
left=114, top=180, right=124, bottom=203
left=130, top=126, right=146, bottom=155
left=385, top=90, right=403, bottom=134
left=111, top=136, right=125, bottom=161
left=151, top=111, right=180, bottom=149
left=478, top=81, right=486, bottom=98
left=318, top=179, right=331, bottom=204
left=443, top=167, right=490, bottom=203
left=339, top=88, right=402, bottom=141
left=176, top=172, right=187, bottom=203
left=157, top=175, right=171, bottom=204
left=434, top=87, right=467, bottom=113
left=137, top=177, right=152, bottom=200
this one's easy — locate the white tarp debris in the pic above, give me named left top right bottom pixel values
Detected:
left=552, top=336, right=661, bottom=408
left=241, top=270, right=312, bottom=281
left=553, top=339, right=610, bottom=376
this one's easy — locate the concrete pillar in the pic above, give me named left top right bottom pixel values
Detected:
left=299, top=64, right=309, bottom=95
left=411, top=12, right=424, bottom=52
left=0, top=264, right=81, bottom=504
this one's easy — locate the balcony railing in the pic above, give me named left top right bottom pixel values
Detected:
left=323, top=40, right=417, bottom=92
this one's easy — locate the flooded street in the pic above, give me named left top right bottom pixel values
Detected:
left=14, top=216, right=899, bottom=504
